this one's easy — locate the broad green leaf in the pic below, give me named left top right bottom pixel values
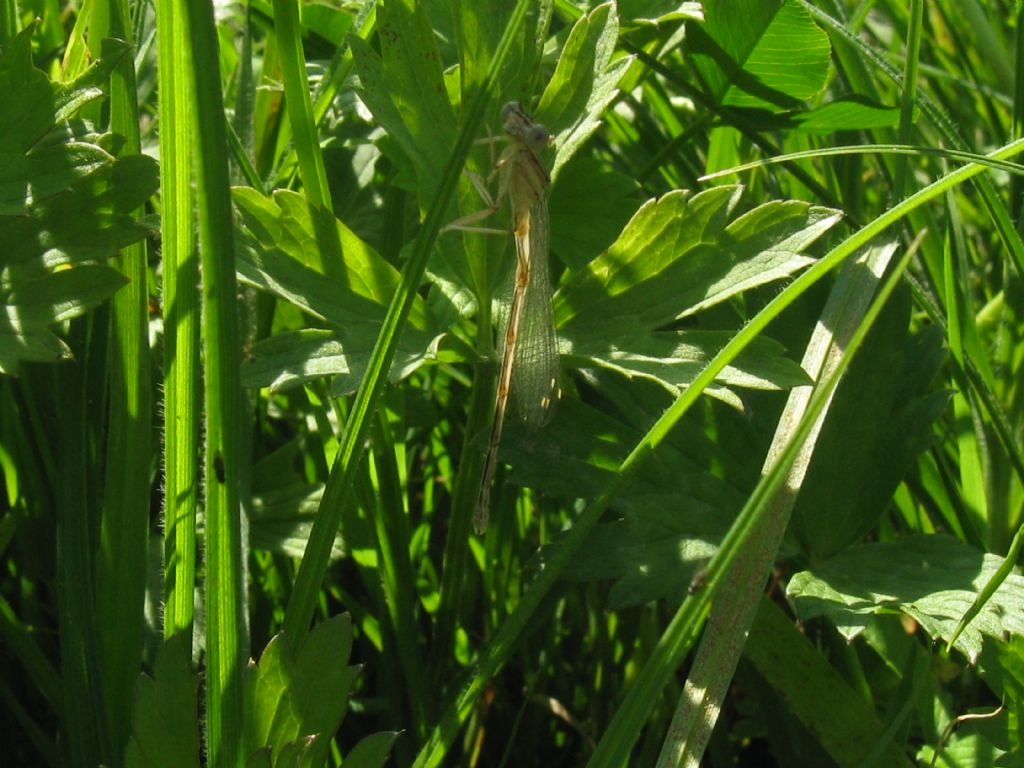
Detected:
left=977, top=637, right=1024, bottom=764
left=561, top=517, right=721, bottom=609
left=1, top=153, right=158, bottom=266
left=504, top=395, right=744, bottom=518
left=0, top=326, right=68, bottom=372
left=245, top=747, right=274, bottom=768
left=0, top=264, right=129, bottom=374
left=689, top=0, right=830, bottom=111
left=787, top=535, right=1024, bottom=663
left=0, top=265, right=128, bottom=373
left=2, top=264, right=127, bottom=325
left=745, top=599, right=918, bottom=768
left=548, top=157, right=640, bottom=270
left=503, top=391, right=754, bottom=608
left=301, top=2, right=356, bottom=46
left=791, top=299, right=947, bottom=561
left=0, top=226, right=146, bottom=374
left=1, top=27, right=153, bottom=235
left=232, top=187, right=427, bottom=322
left=0, top=136, right=110, bottom=216
left=250, top=0, right=357, bottom=49
left=273, top=735, right=321, bottom=768
left=450, top=0, right=544, bottom=105
left=233, top=188, right=443, bottom=392
left=240, top=326, right=441, bottom=396
left=0, top=26, right=64, bottom=164
left=917, top=733, right=1005, bottom=768
left=53, top=35, right=135, bottom=120
left=0, top=28, right=157, bottom=373
left=349, top=0, right=455, bottom=208
left=555, top=186, right=841, bottom=339
left=536, top=2, right=632, bottom=180
left=564, top=329, right=811, bottom=409
left=242, top=615, right=359, bottom=766
left=342, top=731, right=399, bottom=768
left=249, top=483, right=346, bottom=562
left=792, top=96, right=901, bottom=134
left=234, top=188, right=396, bottom=294
left=124, top=633, right=201, bottom=768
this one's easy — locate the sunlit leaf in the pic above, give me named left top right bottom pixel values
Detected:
left=788, top=535, right=1024, bottom=663
left=242, top=615, right=359, bottom=766
left=234, top=188, right=444, bottom=392
left=689, top=0, right=831, bottom=110
left=0, top=27, right=157, bottom=374
left=537, top=2, right=633, bottom=180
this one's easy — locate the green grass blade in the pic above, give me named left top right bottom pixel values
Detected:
left=893, top=0, right=923, bottom=197
left=803, top=1, right=1024, bottom=281
left=274, top=0, right=377, bottom=180
left=368, top=408, right=429, bottom=737
left=92, top=0, right=154, bottom=755
left=270, top=0, right=331, bottom=213
left=57, top=322, right=109, bottom=768
left=745, top=599, right=917, bottom=768
left=948, top=520, right=1024, bottom=652
left=655, top=240, right=899, bottom=767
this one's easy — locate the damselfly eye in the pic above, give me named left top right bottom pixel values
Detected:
left=525, top=124, right=550, bottom=147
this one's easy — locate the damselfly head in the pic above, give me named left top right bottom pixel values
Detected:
left=501, top=101, right=550, bottom=149
left=500, top=101, right=523, bottom=121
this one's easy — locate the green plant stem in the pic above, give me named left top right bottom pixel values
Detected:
left=427, top=356, right=492, bottom=684
left=1011, top=3, right=1024, bottom=224
left=271, top=0, right=331, bottom=206
left=275, top=0, right=378, bottom=181
left=183, top=0, right=247, bottom=762
left=894, top=0, right=923, bottom=197
left=157, top=0, right=198, bottom=643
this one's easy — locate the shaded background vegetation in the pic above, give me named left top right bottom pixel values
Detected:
left=2, top=1, right=1024, bottom=766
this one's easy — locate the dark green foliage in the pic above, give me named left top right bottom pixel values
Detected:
left=0, top=27, right=157, bottom=372
left=4, top=1, right=1024, bottom=766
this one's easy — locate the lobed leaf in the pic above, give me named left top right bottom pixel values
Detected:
left=234, top=188, right=444, bottom=392
left=536, top=2, right=633, bottom=181
left=564, top=329, right=811, bottom=407
left=249, top=483, right=346, bottom=562
left=124, top=633, right=201, bottom=768
left=242, top=615, right=360, bottom=766
left=0, top=27, right=157, bottom=373
left=788, top=535, right=1024, bottom=663
left=349, top=0, right=455, bottom=208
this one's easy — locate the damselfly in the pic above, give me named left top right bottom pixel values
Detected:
left=462, top=102, right=560, bottom=534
